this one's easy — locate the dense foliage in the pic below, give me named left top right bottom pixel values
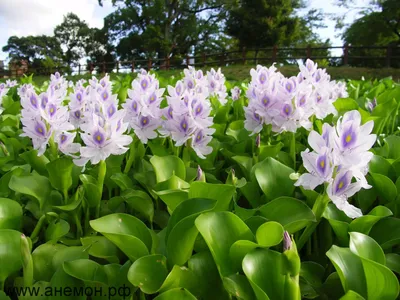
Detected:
left=0, top=61, right=400, bottom=300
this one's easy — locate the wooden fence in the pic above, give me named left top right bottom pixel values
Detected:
left=1, top=44, right=400, bottom=78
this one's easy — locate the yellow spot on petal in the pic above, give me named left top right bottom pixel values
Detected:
left=338, top=181, right=344, bottom=189
left=346, top=134, right=352, bottom=143
left=96, top=135, right=102, bottom=141
left=50, top=107, right=54, bottom=113
left=320, top=160, right=325, bottom=168
left=143, top=118, right=147, bottom=124
left=38, top=127, right=43, bottom=133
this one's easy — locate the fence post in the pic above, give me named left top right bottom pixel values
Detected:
left=386, top=45, right=392, bottom=68
left=166, top=56, right=170, bottom=70
left=89, top=63, right=93, bottom=74
left=220, top=52, right=225, bottom=67
left=131, top=60, right=135, bottom=73
left=306, top=45, right=311, bottom=60
left=186, top=55, right=190, bottom=67
left=272, top=46, right=277, bottom=64
left=148, top=58, right=152, bottom=70
left=102, top=61, right=106, bottom=74
left=343, top=44, right=349, bottom=66
left=242, top=47, right=246, bottom=64
left=78, top=64, right=81, bottom=75
left=116, top=61, right=119, bottom=73
left=202, top=52, right=206, bottom=67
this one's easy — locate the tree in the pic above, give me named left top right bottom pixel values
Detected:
left=54, top=13, right=91, bottom=67
left=340, top=0, right=400, bottom=67
left=225, top=0, right=303, bottom=50
left=85, top=27, right=117, bottom=73
left=2, top=35, right=63, bottom=73
left=99, top=0, right=229, bottom=66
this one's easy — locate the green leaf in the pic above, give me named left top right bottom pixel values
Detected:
left=349, top=232, right=385, bottom=265
left=253, top=157, right=295, bottom=200
left=154, top=288, right=197, bottom=300
left=334, top=98, right=360, bottom=114
left=79, top=174, right=101, bottom=208
left=48, top=267, right=85, bottom=300
left=370, top=217, right=400, bottom=249
left=243, top=248, right=286, bottom=300
left=90, top=213, right=152, bottom=261
left=229, top=240, right=261, bottom=272
left=32, top=243, right=67, bottom=282
left=349, top=206, right=392, bottom=235
left=369, top=155, right=392, bottom=177
left=166, top=198, right=217, bottom=266
left=223, top=274, right=256, bottom=300
left=327, top=245, right=399, bottom=299
left=340, top=290, right=365, bottom=299
left=20, top=150, right=49, bottom=176
left=52, top=246, right=89, bottom=272
left=122, top=189, right=154, bottom=222
left=158, top=265, right=200, bottom=295
left=326, top=246, right=367, bottom=297
left=370, top=173, right=397, bottom=203
left=45, top=219, right=70, bottom=242
left=150, top=155, right=186, bottom=182
left=9, top=173, right=51, bottom=212
left=195, top=212, right=255, bottom=277
left=127, top=254, right=168, bottom=294
left=0, top=229, right=23, bottom=284
left=63, top=259, right=108, bottom=285
left=255, top=221, right=284, bottom=247
left=385, top=253, right=400, bottom=274
left=323, top=203, right=350, bottom=245
left=384, top=136, right=400, bottom=160
left=80, top=236, right=120, bottom=263
left=0, top=198, right=22, bottom=230
left=188, top=182, right=235, bottom=211
left=110, top=173, right=134, bottom=191
left=259, top=197, right=315, bottom=233
left=46, top=157, right=73, bottom=194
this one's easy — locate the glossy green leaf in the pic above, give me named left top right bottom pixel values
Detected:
left=127, top=254, right=168, bottom=294
left=32, top=243, right=67, bottom=282
left=154, top=288, right=197, bottom=300
left=90, top=213, right=152, bottom=261
left=20, top=150, right=49, bottom=176
left=255, top=221, right=284, bottom=247
left=52, top=246, right=89, bottom=272
left=110, top=173, right=134, bottom=191
left=48, top=267, right=85, bottom=300
left=229, top=240, right=261, bottom=272
left=45, top=219, right=70, bottom=242
left=0, top=198, right=22, bottom=230
left=253, top=157, right=295, bottom=200
left=195, top=212, right=255, bottom=277
left=349, top=232, right=385, bottom=265
left=370, top=173, right=397, bottom=203
left=384, top=136, right=400, bottom=160
left=158, top=265, right=200, bottom=296
left=370, top=217, right=400, bottom=249
left=385, top=253, right=400, bottom=274
left=369, top=155, right=392, bottom=177
left=150, top=155, right=186, bottom=182
left=334, top=98, right=360, bottom=113
left=79, top=174, right=101, bottom=208
left=188, top=182, right=235, bottom=211
left=243, top=248, right=286, bottom=300
left=349, top=206, right=392, bottom=235
left=63, top=259, right=108, bottom=285
left=122, top=189, right=154, bottom=222
left=9, top=173, right=51, bottom=211
left=340, top=290, right=365, bottom=299
left=223, top=274, right=256, bottom=300
left=323, top=203, right=351, bottom=245
left=0, top=229, right=23, bottom=285
left=259, top=197, right=315, bottom=233
left=80, top=236, right=121, bottom=263
left=46, top=157, right=73, bottom=194
left=166, top=198, right=216, bottom=266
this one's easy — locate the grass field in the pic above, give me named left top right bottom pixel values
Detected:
left=12, top=64, right=400, bottom=86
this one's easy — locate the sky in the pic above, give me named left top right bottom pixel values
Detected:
left=0, top=0, right=370, bottom=61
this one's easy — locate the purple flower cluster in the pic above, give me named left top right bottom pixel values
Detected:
left=122, top=70, right=165, bottom=143
left=19, top=72, right=75, bottom=156
left=244, top=59, right=348, bottom=134
left=19, top=72, right=132, bottom=167
left=160, top=67, right=216, bottom=158
left=295, top=110, right=376, bottom=218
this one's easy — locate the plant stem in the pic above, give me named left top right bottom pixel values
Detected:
left=290, top=131, right=296, bottom=170
left=123, top=142, right=135, bottom=174
left=30, top=214, right=47, bottom=242
left=48, top=134, right=59, bottom=161
left=297, top=193, right=330, bottom=251
left=96, top=160, right=107, bottom=219
left=73, top=212, right=83, bottom=239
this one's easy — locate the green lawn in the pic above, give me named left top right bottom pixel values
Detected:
left=11, top=64, right=400, bottom=86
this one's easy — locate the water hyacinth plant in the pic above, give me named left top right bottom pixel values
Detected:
left=0, top=61, right=399, bottom=300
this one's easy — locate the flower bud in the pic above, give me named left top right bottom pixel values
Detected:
left=255, top=134, right=261, bottom=148
left=196, top=165, right=206, bottom=182
left=283, top=231, right=291, bottom=251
